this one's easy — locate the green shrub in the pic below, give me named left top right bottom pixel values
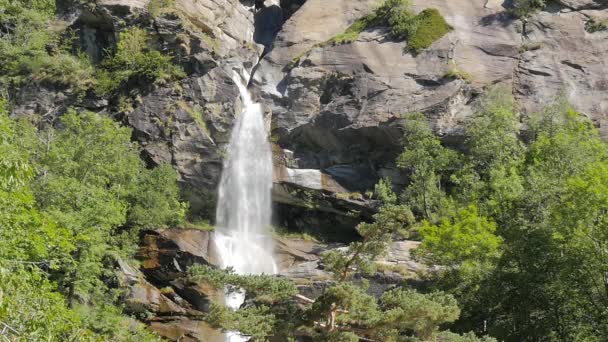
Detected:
left=96, top=28, right=185, bottom=95
left=325, top=14, right=380, bottom=45
left=585, top=16, right=608, bottom=33
left=381, top=0, right=418, bottom=39
left=323, top=0, right=414, bottom=46
left=511, top=0, right=546, bottom=18
left=407, top=8, right=453, bottom=53
left=0, top=2, right=95, bottom=93
left=148, top=0, right=175, bottom=18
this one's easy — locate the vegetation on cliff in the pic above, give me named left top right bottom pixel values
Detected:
left=0, top=0, right=183, bottom=100
left=511, top=0, right=547, bottom=18
left=0, top=100, right=184, bottom=340
left=323, top=0, right=452, bottom=53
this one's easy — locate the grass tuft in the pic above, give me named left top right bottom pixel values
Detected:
left=406, top=9, right=452, bottom=53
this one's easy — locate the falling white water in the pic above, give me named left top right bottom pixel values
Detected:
left=213, top=70, right=277, bottom=342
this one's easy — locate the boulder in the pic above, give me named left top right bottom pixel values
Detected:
left=116, top=258, right=191, bottom=316
left=138, top=229, right=215, bottom=284
left=148, top=317, right=225, bottom=342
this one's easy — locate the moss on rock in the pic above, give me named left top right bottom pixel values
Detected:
left=406, top=8, right=452, bottom=53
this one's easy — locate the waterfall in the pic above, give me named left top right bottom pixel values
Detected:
left=213, top=70, right=277, bottom=342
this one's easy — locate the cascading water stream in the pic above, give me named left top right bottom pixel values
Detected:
left=213, top=70, right=277, bottom=342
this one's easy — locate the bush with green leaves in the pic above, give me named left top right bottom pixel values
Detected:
left=0, top=0, right=96, bottom=94
left=0, top=3, right=183, bottom=100
left=97, top=27, right=185, bottom=95
left=511, top=0, right=546, bottom=18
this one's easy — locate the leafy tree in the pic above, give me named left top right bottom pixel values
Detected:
left=0, top=103, right=162, bottom=341
left=321, top=201, right=414, bottom=281
left=379, top=288, right=460, bottom=340
left=33, top=110, right=185, bottom=305
left=453, top=85, right=525, bottom=219
left=398, top=113, right=458, bottom=221
left=416, top=205, right=502, bottom=269
left=0, top=100, right=73, bottom=264
left=0, top=266, right=93, bottom=341
left=127, top=163, right=188, bottom=229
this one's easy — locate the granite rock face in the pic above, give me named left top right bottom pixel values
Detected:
left=254, top=0, right=608, bottom=230
left=10, top=0, right=608, bottom=231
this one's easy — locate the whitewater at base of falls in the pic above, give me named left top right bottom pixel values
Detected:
left=213, top=70, right=277, bottom=342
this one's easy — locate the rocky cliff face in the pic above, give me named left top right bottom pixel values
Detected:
left=10, top=0, right=608, bottom=232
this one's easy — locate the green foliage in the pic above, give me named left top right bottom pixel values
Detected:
left=379, top=288, right=460, bottom=340
left=0, top=266, right=94, bottom=341
left=128, top=164, right=188, bottom=229
left=0, top=1, right=183, bottom=99
left=208, top=303, right=276, bottom=341
left=398, top=113, right=458, bottom=221
left=325, top=14, right=380, bottom=45
left=321, top=203, right=414, bottom=280
left=453, top=85, right=525, bottom=217
left=0, top=0, right=95, bottom=93
left=148, top=0, right=175, bottom=18
left=483, top=102, right=608, bottom=340
left=323, top=0, right=450, bottom=53
left=372, top=86, right=608, bottom=341
left=0, top=104, right=166, bottom=340
left=190, top=264, right=298, bottom=303
left=309, top=282, right=381, bottom=330
left=33, top=110, right=184, bottom=304
left=97, top=28, right=185, bottom=95
left=511, top=0, right=546, bottom=18
left=73, top=302, right=161, bottom=341
left=379, top=0, right=417, bottom=39
left=404, top=9, right=453, bottom=53
left=416, top=205, right=502, bottom=268
left=315, top=331, right=359, bottom=342
left=434, top=331, right=497, bottom=342
left=586, top=16, right=608, bottom=33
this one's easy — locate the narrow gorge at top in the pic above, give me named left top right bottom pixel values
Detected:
left=1, top=0, right=608, bottom=341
